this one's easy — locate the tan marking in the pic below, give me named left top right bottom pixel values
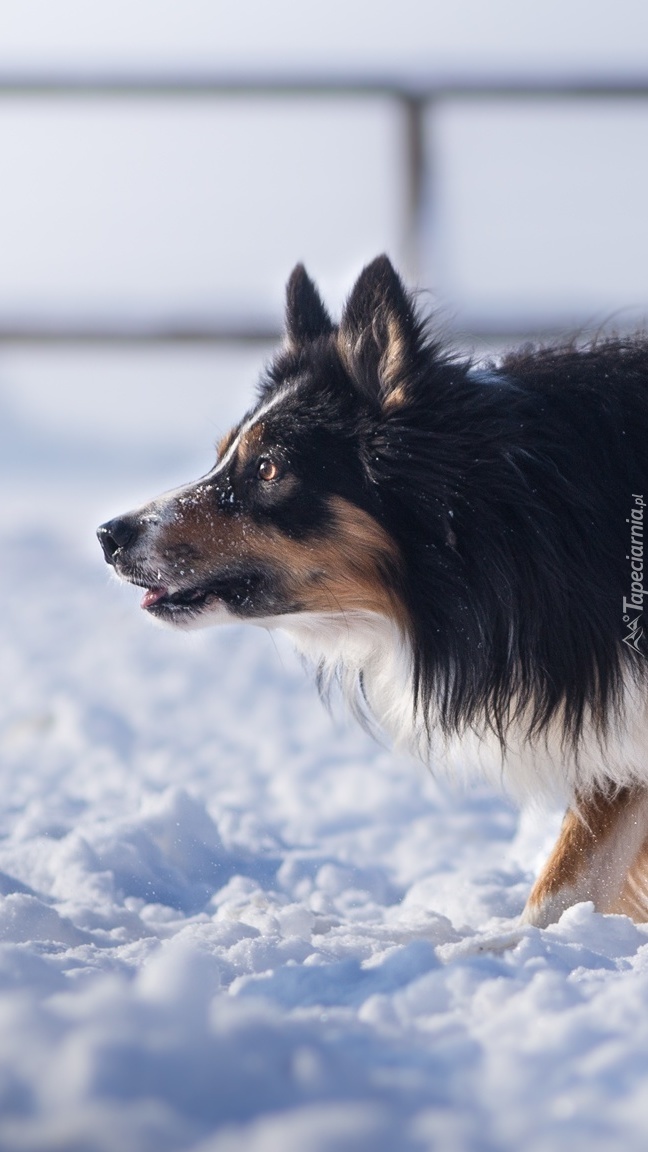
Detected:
left=236, top=423, right=266, bottom=466
left=337, top=313, right=409, bottom=411
left=217, top=422, right=266, bottom=469
left=523, top=786, right=648, bottom=925
left=217, top=427, right=237, bottom=460
left=336, top=329, right=364, bottom=379
left=271, top=496, right=408, bottom=627
left=158, top=488, right=262, bottom=586
left=383, top=384, right=407, bottom=410
left=152, top=487, right=407, bottom=629
left=614, top=825, right=648, bottom=921
left=380, top=315, right=408, bottom=408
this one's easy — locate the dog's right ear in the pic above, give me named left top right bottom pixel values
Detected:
left=338, top=255, right=418, bottom=411
left=285, top=264, right=334, bottom=348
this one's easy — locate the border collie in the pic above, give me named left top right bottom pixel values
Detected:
left=98, top=256, right=648, bottom=927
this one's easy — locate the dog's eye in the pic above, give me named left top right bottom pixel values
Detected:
left=257, top=458, right=281, bottom=482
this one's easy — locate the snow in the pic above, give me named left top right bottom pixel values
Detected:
left=2, top=362, right=648, bottom=1151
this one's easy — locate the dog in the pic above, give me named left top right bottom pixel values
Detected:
left=98, top=255, right=648, bottom=927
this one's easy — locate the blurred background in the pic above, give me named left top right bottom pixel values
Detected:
left=1, top=0, right=648, bottom=523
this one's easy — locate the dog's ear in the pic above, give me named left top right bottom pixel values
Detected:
left=338, top=255, right=417, bottom=410
left=285, top=264, right=334, bottom=348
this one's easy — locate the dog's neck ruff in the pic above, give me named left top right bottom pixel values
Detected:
left=276, top=610, right=423, bottom=751
left=271, top=611, right=648, bottom=810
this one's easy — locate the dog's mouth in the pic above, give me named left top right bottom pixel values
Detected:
left=138, top=582, right=220, bottom=616
left=122, top=561, right=285, bottom=622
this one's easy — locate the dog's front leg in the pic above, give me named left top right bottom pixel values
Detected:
left=522, top=785, right=648, bottom=927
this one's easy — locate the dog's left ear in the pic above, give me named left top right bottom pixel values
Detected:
left=338, top=255, right=417, bottom=410
left=285, top=264, right=334, bottom=348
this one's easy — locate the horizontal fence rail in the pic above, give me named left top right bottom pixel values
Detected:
left=0, top=318, right=282, bottom=347
left=0, top=73, right=646, bottom=347
left=0, top=318, right=578, bottom=347
left=2, top=73, right=648, bottom=98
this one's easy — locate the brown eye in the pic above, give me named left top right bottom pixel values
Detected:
left=257, top=458, right=281, bottom=482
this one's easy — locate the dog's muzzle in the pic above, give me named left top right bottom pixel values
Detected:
left=97, top=515, right=140, bottom=565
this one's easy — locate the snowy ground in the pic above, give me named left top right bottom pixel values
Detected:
left=2, top=360, right=648, bottom=1152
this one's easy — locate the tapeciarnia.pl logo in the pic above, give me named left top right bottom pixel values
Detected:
left=622, top=494, right=647, bottom=657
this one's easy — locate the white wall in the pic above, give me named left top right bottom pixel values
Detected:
left=0, top=0, right=647, bottom=470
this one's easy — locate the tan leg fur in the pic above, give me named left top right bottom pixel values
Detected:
left=523, top=786, right=648, bottom=927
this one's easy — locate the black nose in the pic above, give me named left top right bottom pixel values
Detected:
left=97, top=516, right=139, bottom=564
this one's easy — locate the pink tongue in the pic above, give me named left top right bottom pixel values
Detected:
left=141, top=587, right=168, bottom=609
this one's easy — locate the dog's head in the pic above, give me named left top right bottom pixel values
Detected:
left=97, top=256, right=429, bottom=633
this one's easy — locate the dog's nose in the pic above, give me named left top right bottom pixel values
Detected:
left=97, top=516, right=139, bottom=563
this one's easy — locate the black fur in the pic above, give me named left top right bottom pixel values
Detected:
left=285, top=264, right=334, bottom=347
left=263, top=255, right=648, bottom=746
